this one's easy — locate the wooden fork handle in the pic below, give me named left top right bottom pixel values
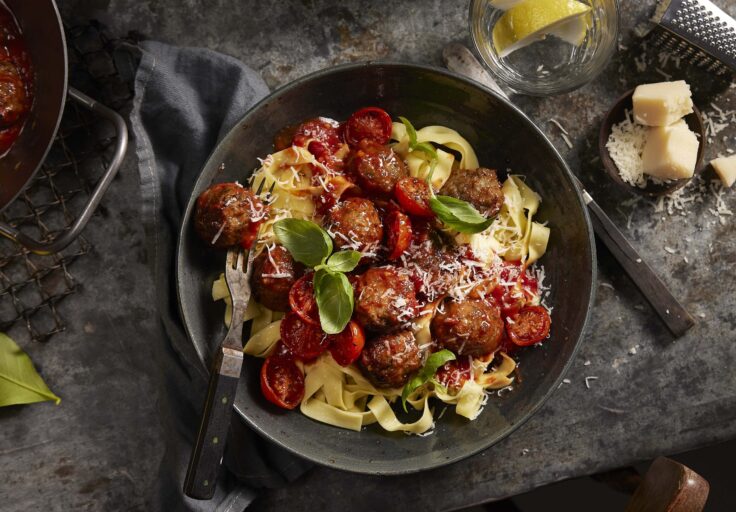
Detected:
left=184, top=346, right=243, bottom=500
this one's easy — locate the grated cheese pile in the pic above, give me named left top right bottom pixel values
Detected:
left=606, top=109, right=648, bottom=187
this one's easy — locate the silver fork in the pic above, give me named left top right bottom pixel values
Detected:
left=184, top=248, right=253, bottom=500
left=183, top=177, right=273, bottom=499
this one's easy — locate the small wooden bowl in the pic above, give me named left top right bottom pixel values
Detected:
left=599, top=89, right=706, bottom=197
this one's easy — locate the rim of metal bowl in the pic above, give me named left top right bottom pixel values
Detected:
left=177, top=61, right=597, bottom=474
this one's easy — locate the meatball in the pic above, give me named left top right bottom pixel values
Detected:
left=359, top=330, right=423, bottom=388
left=0, top=61, right=28, bottom=130
left=327, top=197, right=383, bottom=252
left=347, top=139, right=408, bottom=195
left=431, top=299, right=504, bottom=356
left=354, top=267, right=418, bottom=332
left=403, top=239, right=463, bottom=302
left=194, top=182, right=268, bottom=249
left=251, top=245, right=303, bottom=311
left=440, top=167, right=504, bottom=217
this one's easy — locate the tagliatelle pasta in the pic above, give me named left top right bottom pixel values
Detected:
left=203, top=109, right=553, bottom=435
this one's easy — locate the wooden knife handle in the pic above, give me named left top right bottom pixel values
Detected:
left=184, top=347, right=243, bottom=500
left=585, top=196, right=695, bottom=338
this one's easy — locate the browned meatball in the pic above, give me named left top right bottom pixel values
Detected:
left=327, top=197, right=383, bottom=252
left=431, top=299, right=503, bottom=356
left=251, top=245, right=303, bottom=311
left=354, top=267, right=418, bottom=332
left=194, top=182, right=268, bottom=249
left=347, top=139, right=408, bottom=195
left=440, top=167, right=504, bottom=217
left=359, top=330, right=423, bottom=388
left=0, top=61, right=28, bottom=130
left=403, top=240, right=463, bottom=302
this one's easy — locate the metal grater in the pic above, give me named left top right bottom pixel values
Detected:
left=649, top=0, right=736, bottom=75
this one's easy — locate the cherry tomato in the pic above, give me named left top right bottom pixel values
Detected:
left=280, top=311, right=330, bottom=361
left=260, top=354, right=304, bottom=410
left=289, top=274, right=320, bottom=326
left=435, top=357, right=472, bottom=392
left=344, top=107, right=393, bottom=147
left=394, top=177, right=434, bottom=218
left=328, top=321, right=365, bottom=366
left=491, top=261, right=539, bottom=316
left=385, top=210, right=412, bottom=260
left=506, top=305, right=551, bottom=347
left=292, top=118, right=343, bottom=166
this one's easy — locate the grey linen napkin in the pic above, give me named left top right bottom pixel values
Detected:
left=129, top=40, right=312, bottom=511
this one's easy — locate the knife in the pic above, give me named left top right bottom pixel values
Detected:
left=443, top=43, right=695, bottom=338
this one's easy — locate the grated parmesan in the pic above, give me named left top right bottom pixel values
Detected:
left=606, top=109, right=648, bottom=187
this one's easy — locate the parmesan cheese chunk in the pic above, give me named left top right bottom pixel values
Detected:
left=632, top=80, right=693, bottom=126
left=711, top=155, right=736, bottom=187
left=641, top=120, right=699, bottom=180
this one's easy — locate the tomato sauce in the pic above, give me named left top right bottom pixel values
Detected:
left=0, top=3, right=33, bottom=155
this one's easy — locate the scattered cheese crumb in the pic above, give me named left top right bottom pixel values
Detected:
left=585, top=376, right=599, bottom=389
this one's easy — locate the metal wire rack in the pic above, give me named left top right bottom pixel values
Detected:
left=0, top=22, right=133, bottom=343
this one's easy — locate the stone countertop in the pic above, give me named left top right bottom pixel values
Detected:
left=2, top=0, right=735, bottom=510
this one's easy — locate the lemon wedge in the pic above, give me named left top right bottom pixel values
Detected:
left=492, top=0, right=592, bottom=58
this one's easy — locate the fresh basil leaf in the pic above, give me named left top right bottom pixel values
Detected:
left=430, top=195, right=495, bottom=234
left=273, top=218, right=333, bottom=268
left=314, top=268, right=354, bottom=335
left=326, top=250, right=361, bottom=273
left=401, top=349, right=456, bottom=412
left=398, top=116, right=418, bottom=147
left=0, top=332, right=61, bottom=407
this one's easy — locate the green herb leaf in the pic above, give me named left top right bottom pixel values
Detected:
left=429, top=195, right=495, bottom=234
left=398, top=116, right=418, bottom=147
left=326, top=250, right=361, bottom=273
left=314, top=268, right=355, bottom=335
left=401, top=349, right=456, bottom=412
left=0, top=333, right=60, bottom=407
left=273, top=218, right=333, bottom=268
left=413, top=141, right=438, bottom=161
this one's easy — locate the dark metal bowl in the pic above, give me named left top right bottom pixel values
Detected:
left=177, top=62, right=596, bottom=475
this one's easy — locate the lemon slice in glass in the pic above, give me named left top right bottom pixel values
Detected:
left=492, top=0, right=592, bottom=58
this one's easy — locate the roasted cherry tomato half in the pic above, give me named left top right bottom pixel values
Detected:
left=328, top=321, right=366, bottom=366
left=292, top=117, right=343, bottom=164
left=394, top=177, right=434, bottom=218
left=435, top=357, right=472, bottom=392
left=385, top=210, right=412, bottom=260
left=344, top=107, right=393, bottom=147
left=490, top=261, right=539, bottom=316
left=260, top=354, right=304, bottom=410
left=280, top=311, right=330, bottom=361
left=506, top=305, right=551, bottom=347
left=288, top=274, right=320, bottom=326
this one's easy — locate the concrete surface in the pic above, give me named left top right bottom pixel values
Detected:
left=1, top=0, right=734, bottom=510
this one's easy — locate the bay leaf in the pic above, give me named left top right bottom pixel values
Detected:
left=0, top=332, right=60, bottom=407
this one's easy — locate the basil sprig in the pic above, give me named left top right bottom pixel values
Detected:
left=273, top=218, right=333, bottom=268
left=401, top=349, right=456, bottom=412
left=273, top=218, right=360, bottom=334
left=430, top=195, right=495, bottom=234
left=398, top=117, right=495, bottom=235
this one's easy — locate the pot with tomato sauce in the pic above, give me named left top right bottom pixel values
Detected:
left=0, top=2, right=32, bottom=155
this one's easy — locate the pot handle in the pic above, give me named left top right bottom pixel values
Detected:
left=0, top=87, right=128, bottom=255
